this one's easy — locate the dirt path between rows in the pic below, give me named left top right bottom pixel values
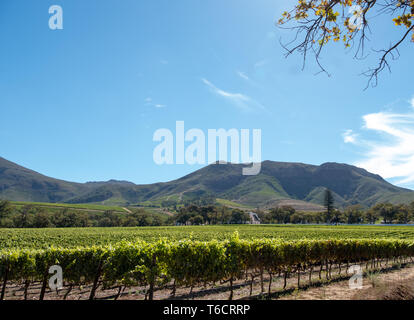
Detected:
left=279, top=264, right=414, bottom=300
left=4, top=262, right=414, bottom=300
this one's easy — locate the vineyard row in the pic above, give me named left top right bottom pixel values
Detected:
left=1, top=235, right=414, bottom=300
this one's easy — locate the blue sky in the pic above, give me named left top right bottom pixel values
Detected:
left=0, top=0, right=413, bottom=188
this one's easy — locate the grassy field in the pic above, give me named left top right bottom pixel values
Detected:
left=11, top=201, right=127, bottom=213
left=215, top=198, right=254, bottom=209
left=2, top=224, right=414, bottom=249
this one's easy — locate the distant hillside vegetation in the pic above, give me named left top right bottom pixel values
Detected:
left=1, top=157, right=413, bottom=210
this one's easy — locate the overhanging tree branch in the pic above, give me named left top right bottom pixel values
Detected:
left=277, top=0, right=413, bottom=88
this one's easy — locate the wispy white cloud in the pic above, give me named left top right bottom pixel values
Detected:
left=145, top=97, right=166, bottom=109
left=343, top=129, right=358, bottom=144
left=237, top=71, right=250, bottom=81
left=201, top=78, right=264, bottom=112
left=348, top=103, right=414, bottom=186
left=410, top=96, right=414, bottom=108
left=236, top=70, right=261, bottom=88
left=254, top=59, right=269, bottom=68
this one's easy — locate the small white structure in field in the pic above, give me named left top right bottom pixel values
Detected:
left=248, top=212, right=261, bottom=225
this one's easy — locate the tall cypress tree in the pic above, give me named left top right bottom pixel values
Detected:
left=324, top=189, right=334, bottom=224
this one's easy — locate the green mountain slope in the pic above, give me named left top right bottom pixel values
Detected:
left=0, top=157, right=88, bottom=202
left=1, top=157, right=413, bottom=209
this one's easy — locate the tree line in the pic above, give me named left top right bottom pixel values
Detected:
left=0, top=201, right=166, bottom=228
left=262, top=202, right=414, bottom=225
left=173, top=205, right=251, bottom=226
left=1, top=198, right=414, bottom=228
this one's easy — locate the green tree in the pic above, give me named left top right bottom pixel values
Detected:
left=290, top=212, right=306, bottom=224
left=409, top=201, right=414, bottom=217
left=331, top=209, right=344, bottom=225
left=313, top=212, right=325, bottom=224
left=189, top=215, right=204, bottom=226
left=175, top=208, right=192, bottom=226
left=52, top=209, right=68, bottom=227
left=52, top=209, right=89, bottom=227
left=229, top=209, right=250, bottom=224
left=98, top=217, right=112, bottom=227
left=395, top=204, right=412, bottom=224
left=137, top=213, right=154, bottom=226
left=199, top=206, right=217, bottom=225
left=33, top=211, right=53, bottom=228
left=371, top=203, right=397, bottom=224
left=0, top=200, right=12, bottom=219
left=0, top=200, right=13, bottom=227
left=324, top=189, right=335, bottom=223
left=102, top=210, right=122, bottom=227
left=365, top=208, right=379, bottom=224
left=13, top=205, right=36, bottom=228
left=219, top=206, right=233, bottom=224
left=270, top=206, right=296, bottom=224
left=122, top=215, right=139, bottom=227
left=69, top=212, right=90, bottom=227
left=344, top=205, right=365, bottom=224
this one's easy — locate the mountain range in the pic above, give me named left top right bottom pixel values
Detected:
left=1, top=156, right=414, bottom=210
